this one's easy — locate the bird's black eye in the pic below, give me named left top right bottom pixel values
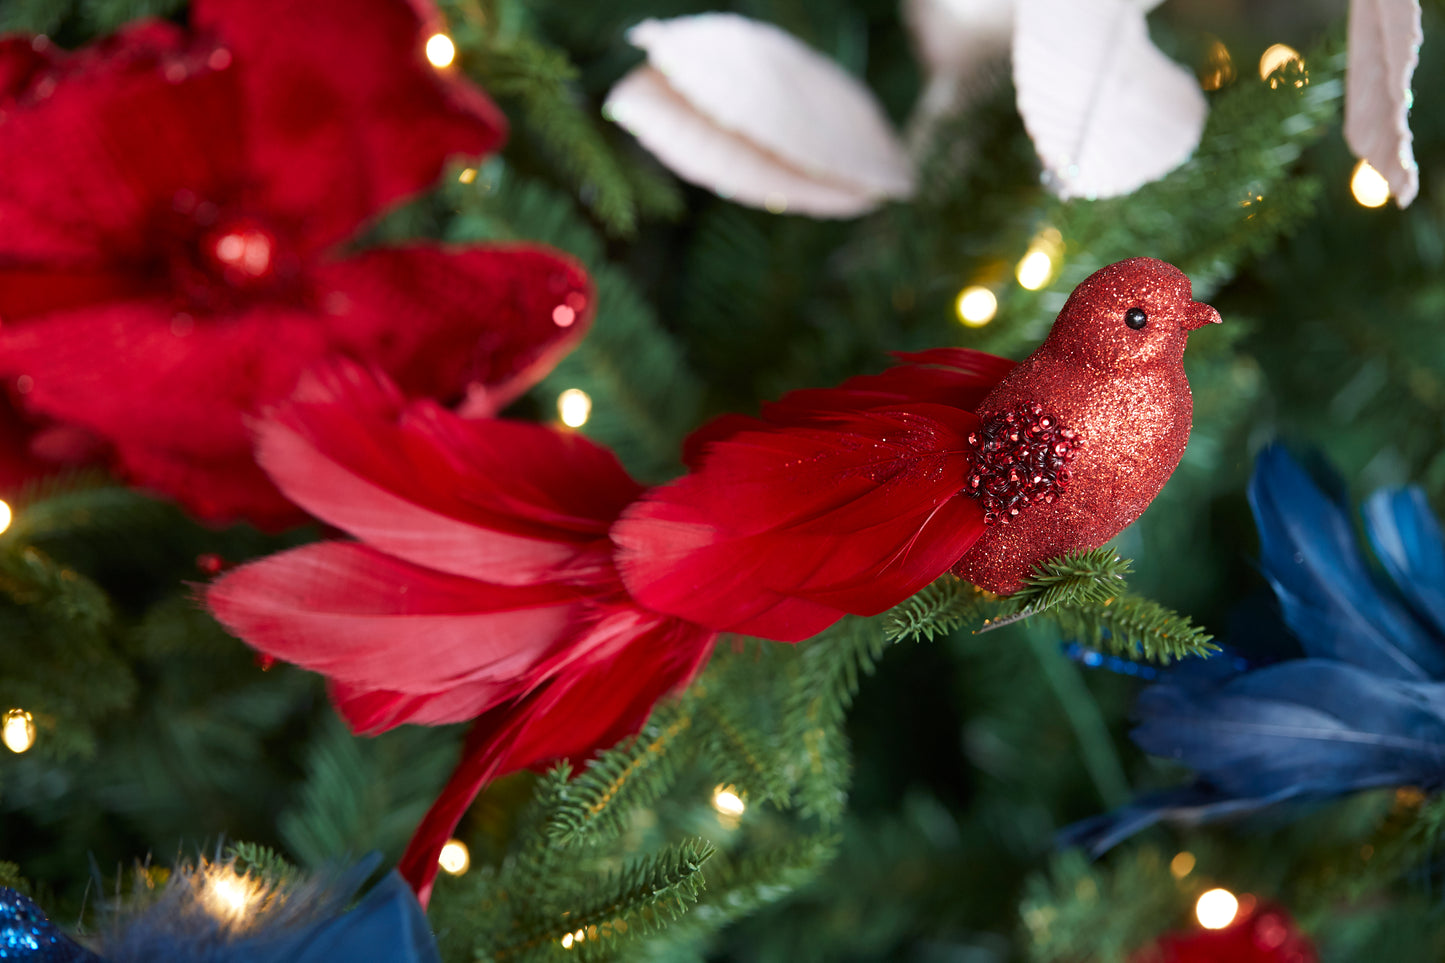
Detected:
left=1124, top=307, right=1148, bottom=330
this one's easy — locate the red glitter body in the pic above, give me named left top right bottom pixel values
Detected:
left=953, top=258, right=1220, bottom=593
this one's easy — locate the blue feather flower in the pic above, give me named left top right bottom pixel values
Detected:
left=0, top=858, right=439, bottom=963
left=1064, top=445, right=1445, bottom=853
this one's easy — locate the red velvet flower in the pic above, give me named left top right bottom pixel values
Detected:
left=1134, top=905, right=1317, bottom=963
left=206, top=363, right=717, bottom=903
left=612, top=348, right=1012, bottom=641
left=0, top=0, right=591, bottom=525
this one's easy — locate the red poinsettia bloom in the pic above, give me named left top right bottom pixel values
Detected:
left=0, top=0, right=590, bottom=525
left=612, top=348, right=1012, bottom=641
left=207, top=363, right=717, bottom=903
left=1134, top=904, right=1317, bottom=963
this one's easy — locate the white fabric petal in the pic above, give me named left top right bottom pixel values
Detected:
left=606, top=13, right=914, bottom=217
left=1013, top=0, right=1207, bottom=200
left=1345, top=0, right=1422, bottom=208
left=605, top=66, right=879, bottom=217
left=904, top=0, right=1014, bottom=80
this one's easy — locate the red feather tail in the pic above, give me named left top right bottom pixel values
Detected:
left=614, top=351, right=1011, bottom=641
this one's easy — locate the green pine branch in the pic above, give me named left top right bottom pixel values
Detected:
left=441, top=0, right=680, bottom=237
left=1006, top=549, right=1133, bottom=614
left=1047, top=593, right=1219, bottom=664
left=479, top=838, right=716, bottom=962
left=225, top=842, right=298, bottom=887
left=544, top=705, right=694, bottom=848
left=778, top=619, right=890, bottom=822
left=882, top=575, right=989, bottom=643
left=277, top=713, right=458, bottom=868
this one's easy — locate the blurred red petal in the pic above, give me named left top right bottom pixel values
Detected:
left=0, top=29, right=242, bottom=267
left=314, top=245, right=593, bottom=410
left=616, top=403, right=987, bottom=641
left=192, top=0, right=506, bottom=252
left=0, top=298, right=333, bottom=523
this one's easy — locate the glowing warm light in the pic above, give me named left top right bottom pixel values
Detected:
left=2, top=709, right=35, bottom=754
left=712, top=786, right=746, bottom=817
left=1259, top=44, right=1304, bottom=88
left=1350, top=159, right=1391, bottom=208
left=438, top=839, right=471, bottom=876
left=0, top=499, right=12, bottom=536
left=1169, top=851, right=1196, bottom=879
left=1016, top=250, right=1053, bottom=291
left=1199, top=39, right=1235, bottom=91
left=458, top=167, right=478, bottom=184
left=955, top=286, right=998, bottom=327
left=425, top=33, right=456, bottom=68
left=558, top=389, right=592, bottom=428
left=561, top=933, right=575, bottom=949
left=1195, top=888, right=1239, bottom=929
left=202, top=866, right=261, bottom=924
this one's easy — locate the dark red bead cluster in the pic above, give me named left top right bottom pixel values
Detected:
left=963, top=402, right=1083, bottom=525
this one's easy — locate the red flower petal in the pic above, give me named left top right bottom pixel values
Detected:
left=0, top=27, right=242, bottom=267
left=615, top=403, right=987, bottom=641
left=312, top=244, right=594, bottom=413
left=398, top=610, right=715, bottom=904
left=0, top=36, right=57, bottom=100
left=0, top=244, right=592, bottom=526
left=256, top=362, right=639, bottom=584
left=0, top=298, right=332, bottom=524
left=207, top=541, right=583, bottom=710
left=192, top=0, right=506, bottom=252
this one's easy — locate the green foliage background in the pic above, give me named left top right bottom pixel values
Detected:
left=4, top=0, right=1445, bottom=960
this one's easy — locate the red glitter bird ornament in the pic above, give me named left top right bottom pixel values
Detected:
left=615, top=257, right=1220, bottom=638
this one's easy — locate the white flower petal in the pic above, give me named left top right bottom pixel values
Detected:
left=1013, top=0, right=1206, bottom=200
left=605, top=66, right=879, bottom=217
left=1345, top=0, right=1422, bottom=208
left=903, top=0, right=1014, bottom=80
left=611, top=13, right=913, bottom=215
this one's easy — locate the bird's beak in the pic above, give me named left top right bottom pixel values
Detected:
left=1183, top=302, right=1222, bottom=332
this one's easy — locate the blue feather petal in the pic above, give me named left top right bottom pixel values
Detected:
left=221, top=872, right=439, bottom=963
left=1364, top=486, right=1445, bottom=651
left=1057, top=786, right=1299, bottom=856
left=1248, top=447, right=1445, bottom=680
left=1131, top=660, right=1445, bottom=798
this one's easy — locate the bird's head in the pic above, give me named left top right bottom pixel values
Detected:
left=1041, top=257, right=1220, bottom=371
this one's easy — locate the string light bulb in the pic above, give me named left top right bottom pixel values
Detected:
left=558, top=388, right=592, bottom=428
left=1016, top=228, right=1062, bottom=291
left=1350, top=159, right=1391, bottom=208
left=438, top=839, right=471, bottom=876
left=1259, top=44, right=1305, bottom=88
left=2, top=709, right=35, bottom=753
left=0, top=498, right=11, bottom=535
left=201, top=865, right=262, bottom=925
left=1195, top=887, right=1240, bottom=929
left=425, top=33, right=456, bottom=68
left=1169, top=851, right=1196, bottom=879
left=955, top=286, right=998, bottom=327
left=711, top=786, right=746, bottom=817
